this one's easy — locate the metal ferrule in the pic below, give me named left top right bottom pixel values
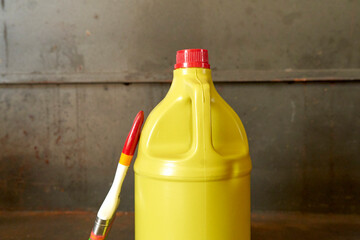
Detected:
left=92, top=215, right=115, bottom=236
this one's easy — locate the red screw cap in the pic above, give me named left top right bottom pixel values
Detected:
left=174, top=49, right=210, bottom=69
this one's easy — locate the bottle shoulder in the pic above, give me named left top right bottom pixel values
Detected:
left=134, top=70, right=251, bottom=180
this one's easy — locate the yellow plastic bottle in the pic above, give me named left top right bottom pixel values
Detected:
left=134, top=49, right=252, bottom=240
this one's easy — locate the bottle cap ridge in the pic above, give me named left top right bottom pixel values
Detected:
left=174, top=49, right=210, bottom=69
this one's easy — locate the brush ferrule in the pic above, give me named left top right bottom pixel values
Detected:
left=92, top=215, right=115, bottom=237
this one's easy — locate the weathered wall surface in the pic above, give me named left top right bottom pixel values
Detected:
left=1, top=0, right=360, bottom=83
left=0, top=0, right=359, bottom=213
left=1, top=83, right=359, bottom=213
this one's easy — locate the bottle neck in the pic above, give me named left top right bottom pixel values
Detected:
left=173, top=67, right=213, bottom=85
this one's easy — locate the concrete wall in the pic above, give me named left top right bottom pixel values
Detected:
left=0, top=0, right=359, bottom=213
left=1, top=0, right=360, bottom=83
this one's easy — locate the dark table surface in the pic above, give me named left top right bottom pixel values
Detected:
left=0, top=211, right=359, bottom=240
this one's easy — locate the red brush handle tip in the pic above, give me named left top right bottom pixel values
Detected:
left=122, top=111, right=144, bottom=156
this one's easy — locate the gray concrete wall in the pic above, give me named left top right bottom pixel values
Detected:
left=1, top=0, right=360, bottom=83
left=1, top=82, right=359, bottom=213
left=0, top=0, right=359, bottom=213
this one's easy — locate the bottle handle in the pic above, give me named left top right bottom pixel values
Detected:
left=186, top=74, right=213, bottom=153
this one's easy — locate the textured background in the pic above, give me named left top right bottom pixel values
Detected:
left=0, top=0, right=359, bottom=214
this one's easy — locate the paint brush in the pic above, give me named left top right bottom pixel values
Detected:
left=89, top=111, right=144, bottom=240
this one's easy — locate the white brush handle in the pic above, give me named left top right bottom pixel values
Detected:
left=97, top=163, right=128, bottom=220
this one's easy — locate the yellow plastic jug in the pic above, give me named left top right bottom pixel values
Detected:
left=134, top=49, right=252, bottom=240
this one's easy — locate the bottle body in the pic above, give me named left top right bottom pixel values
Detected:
left=134, top=68, right=251, bottom=240
left=135, top=174, right=250, bottom=240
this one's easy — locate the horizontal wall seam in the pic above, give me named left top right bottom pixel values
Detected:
left=1, top=69, right=360, bottom=85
